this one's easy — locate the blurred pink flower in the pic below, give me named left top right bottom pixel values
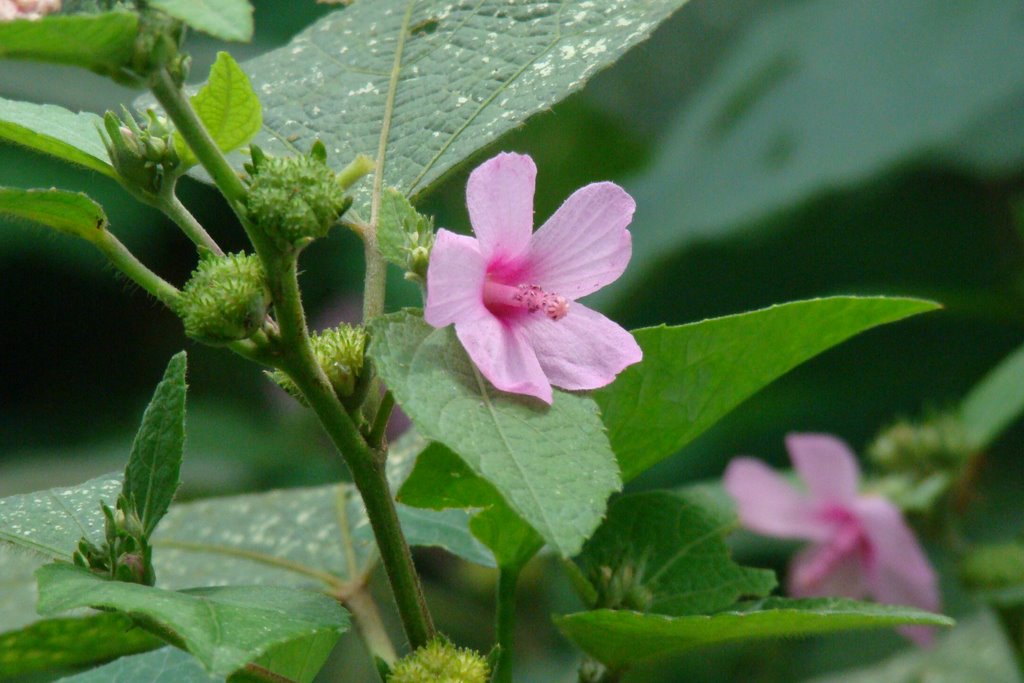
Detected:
left=724, top=433, right=940, bottom=645
left=424, top=152, right=641, bottom=404
left=0, top=0, right=60, bottom=20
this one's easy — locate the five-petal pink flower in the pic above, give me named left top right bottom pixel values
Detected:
left=0, top=0, right=60, bottom=20
left=724, top=433, right=940, bottom=645
left=424, top=152, right=642, bottom=404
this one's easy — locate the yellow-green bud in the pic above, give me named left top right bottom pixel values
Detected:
left=101, top=107, right=180, bottom=196
left=178, top=252, right=269, bottom=345
left=270, top=324, right=367, bottom=403
left=387, top=639, right=489, bottom=683
left=868, top=412, right=971, bottom=476
left=245, top=142, right=353, bottom=251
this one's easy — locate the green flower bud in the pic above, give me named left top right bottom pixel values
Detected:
left=101, top=108, right=180, bottom=196
left=387, top=639, right=489, bottom=683
left=245, top=144, right=353, bottom=251
left=270, top=324, right=367, bottom=403
left=868, top=412, right=971, bottom=476
left=178, top=252, right=270, bottom=345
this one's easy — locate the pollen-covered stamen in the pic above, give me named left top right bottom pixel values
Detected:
left=483, top=281, right=570, bottom=320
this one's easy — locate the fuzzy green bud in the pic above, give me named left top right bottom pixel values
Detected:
left=178, top=252, right=269, bottom=345
left=245, top=143, right=353, bottom=251
left=270, top=324, right=367, bottom=403
left=101, top=107, right=179, bottom=196
left=868, top=412, right=971, bottom=476
left=119, top=9, right=189, bottom=86
left=387, top=639, right=489, bottom=683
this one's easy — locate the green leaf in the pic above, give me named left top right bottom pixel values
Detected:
left=56, top=647, right=220, bottom=682
left=151, top=431, right=493, bottom=593
left=174, top=52, right=263, bottom=166
left=399, top=444, right=542, bottom=569
left=0, top=11, right=138, bottom=78
left=596, top=296, right=941, bottom=481
left=961, top=342, right=1024, bottom=450
left=148, top=0, right=254, bottom=42
left=0, top=96, right=113, bottom=177
left=0, top=188, right=108, bottom=244
left=611, top=0, right=1024, bottom=302
left=369, top=311, right=621, bottom=557
left=219, top=0, right=691, bottom=208
left=252, top=631, right=337, bottom=683
left=123, top=352, right=187, bottom=537
left=576, top=491, right=775, bottom=615
left=807, top=613, right=1020, bottom=683
left=0, top=613, right=160, bottom=678
left=36, top=563, right=349, bottom=677
left=0, top=473, right=121, bottom=560
left=555, top=598, right=955, bottom=669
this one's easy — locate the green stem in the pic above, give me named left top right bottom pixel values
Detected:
left=270, top=258, right=434, bottom=650
left=345, top=586, right=399, bottom=669
left=493, top=566, right=521, bottom=683
left=158, top=189, right=224, bottom=256
left=94, top=230, right=180, bottom=307
left=367, top=390, right=395, bottom=448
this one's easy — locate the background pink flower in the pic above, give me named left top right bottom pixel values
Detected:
left=0, top=0, right=60, bottom=20
left=724, top=433, right=941, bottom=645
left=424, top=152, right=642, bottom=404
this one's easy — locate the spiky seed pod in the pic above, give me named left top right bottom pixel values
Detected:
left=387, top=638, right=490, bottom=683
left=178, top=252, right=270, bottom=345
left=245, top=144, right=353, bottom=251
left=270, top=324, right=367, bottom=404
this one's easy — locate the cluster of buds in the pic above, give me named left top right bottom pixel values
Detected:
left=270, top=324, right=368, bottom=407
left=398, top=205, right=434, bottom=286
left=73, top=494, right=154, bottom=585
left=178, top=252, right=270, bottom=345
left=101, top=107, right=180, bottom=197
left=245, top=141, right=354, bottom=252
left=588, top=560, right=654, bottom=612
left=122, top=8, right=189, bottom=86
left=387, top=638, right=489, bottom=683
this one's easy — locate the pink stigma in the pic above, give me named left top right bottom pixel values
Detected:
left=483, top=281, right=570, bottom=321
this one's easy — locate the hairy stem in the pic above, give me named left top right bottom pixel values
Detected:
left=367, top=390, right=395, bottom=448
left=493, top=566, right=521, bottom=683
left=94, top=230, right=180, bottom=307
left=158, top=189, right=224, bottom=256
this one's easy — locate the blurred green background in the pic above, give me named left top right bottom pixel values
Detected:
left=3, top=0, right=1024, bottom=681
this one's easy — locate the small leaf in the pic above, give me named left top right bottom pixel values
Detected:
left=55, top=646, right=220, bottom=682
left=0, top=473, right=121, bottom=560
left=961, top=342, right=1024, bottom=450
left=369, top=311, right=621, bottom=557
left=378, top=188, right=421, bottom=266
left=0, top=11, right=138, bottom=78
left=174, top=52, right=263, bottom=166
left=0, top=96, right=113, bottom=177
left=596, top=296, right=941, bottom=481
left=0, top=188, right=108, bottom=244
left=575, top=491, right=776, bottom=615
left=555, top=598, right=955, bottom=669
left=252, top=631, right=338, bottom=683
left=0, top=614, right=160, bottom=679
left=399, top=444, right=542, bottom=569
left=36, top=563, right=349, bottom=678
left=148, top=0, right=254, bottom=42
left=122, top=352, right=188, bottom=537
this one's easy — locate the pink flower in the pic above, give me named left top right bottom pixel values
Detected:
left=724, top=433, right=940, bottom=645
left=0, top=0, right=60, bottom=20
left=424, top=152, right=642, bottom=404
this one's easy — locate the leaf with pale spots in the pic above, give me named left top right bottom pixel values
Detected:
left=163, top=0, right=693, bottom=210
left=36, top=563, right=348, bottom=678
left=369, top=311, right=621, bottom=558
left=574, top=490, right=776, bottom=616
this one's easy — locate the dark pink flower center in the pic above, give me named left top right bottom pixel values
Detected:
left=483, top=280, right=569, bottom=321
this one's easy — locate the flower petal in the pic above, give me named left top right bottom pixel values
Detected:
left=455, top=316, right=552, bottom=404
left=424, top=229, right=490, bottom=328
left=788, top=541, right=869, bottom=600
left=723, top=458, right=834, bottom=541
left=518, top=303, right=641, bottom=391
left=786, top=433, right=861, bottom=505
left=527, top=181, right=635, bottom=300
left=466, top=152, right=536, bottom=262
left=854, top=496, right=940, bottom=613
